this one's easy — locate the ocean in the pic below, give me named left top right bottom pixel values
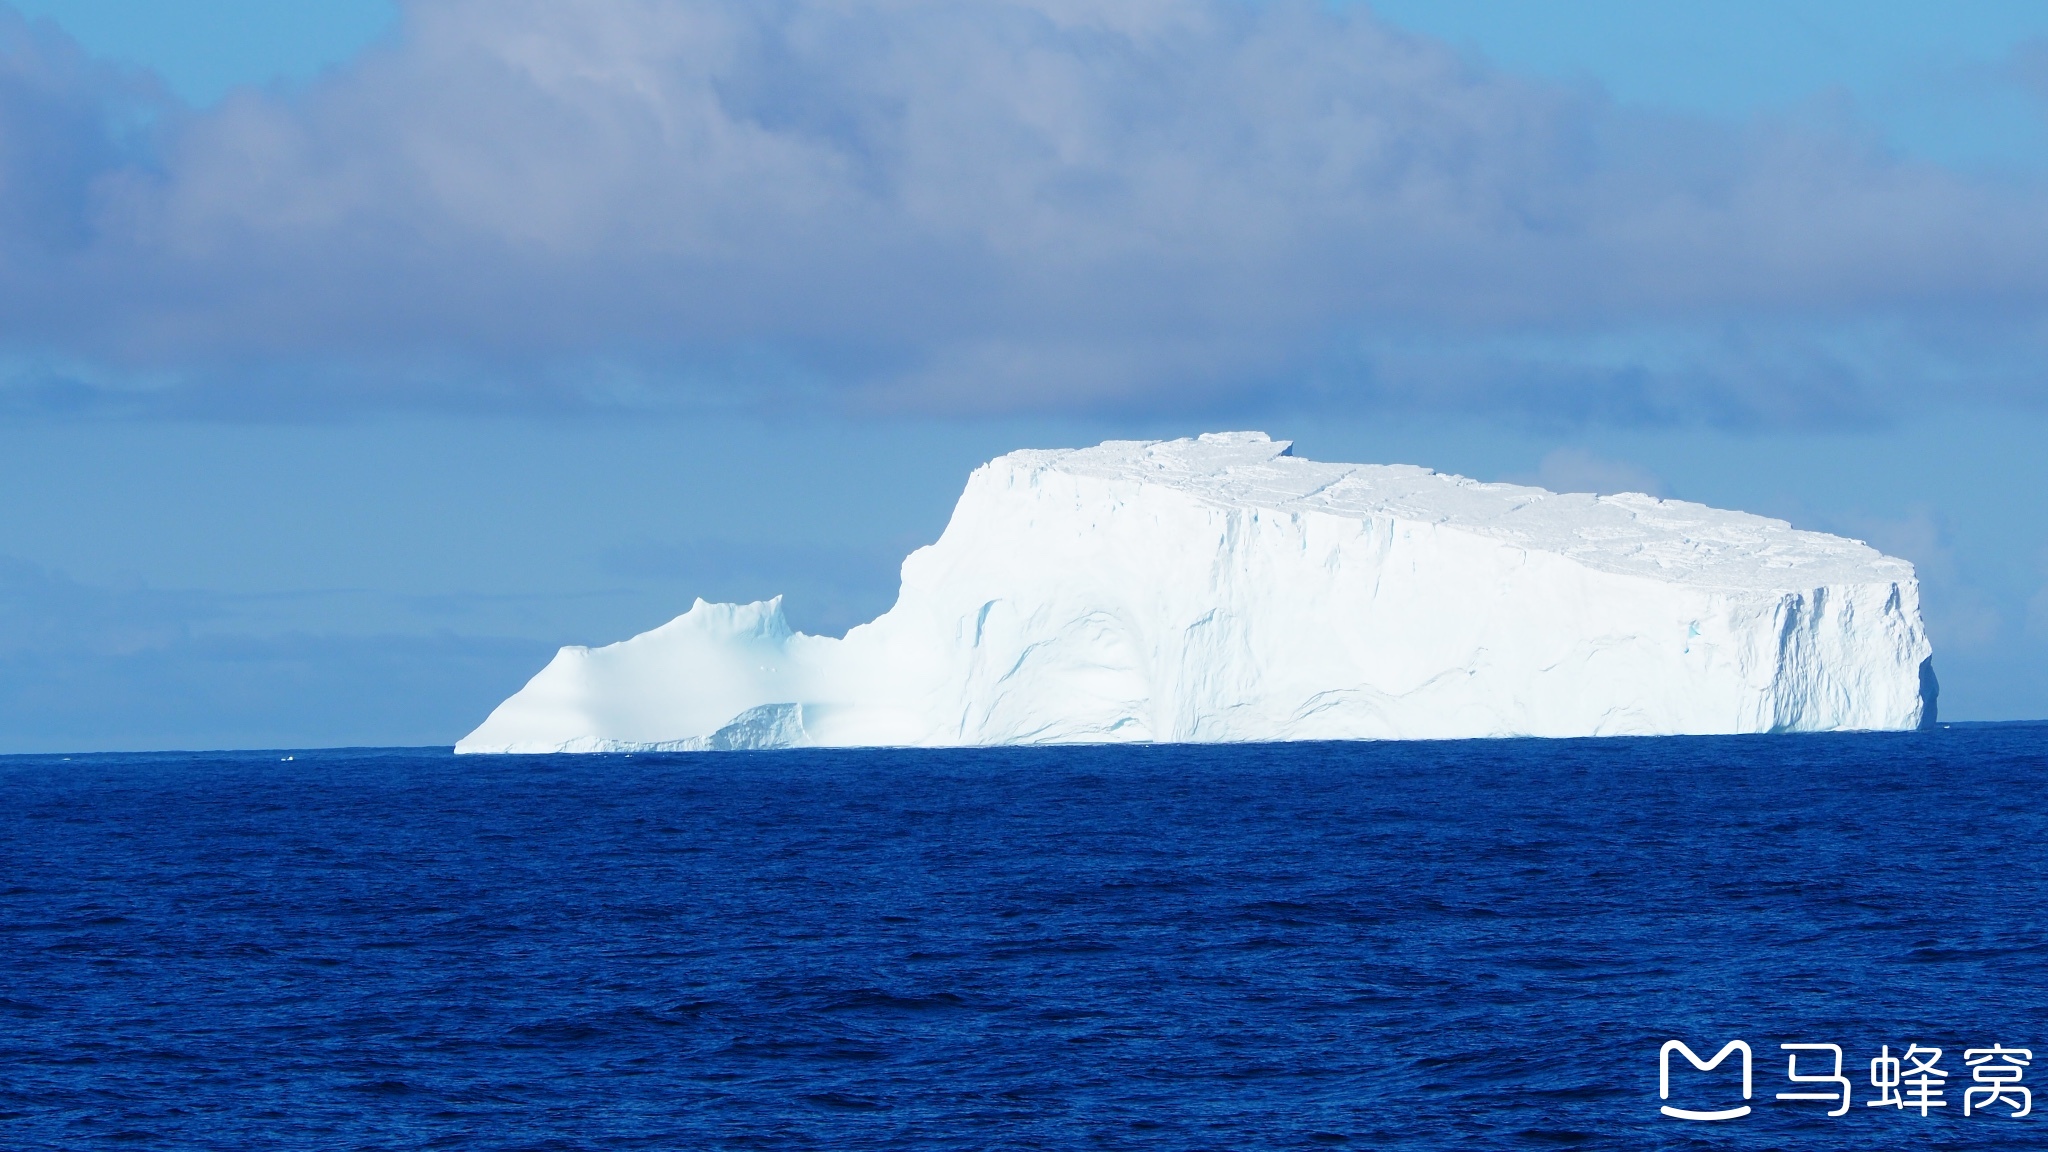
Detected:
left=3, top=726, right=2043, bottom=1149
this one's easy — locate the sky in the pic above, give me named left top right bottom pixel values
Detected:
left=2, top=0, right=2046, bottom=751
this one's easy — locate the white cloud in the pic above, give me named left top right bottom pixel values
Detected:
left=3, top=0, right=2048, bottom=420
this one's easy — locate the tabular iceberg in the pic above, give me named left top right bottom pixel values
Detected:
left=456, top=432, right=1935, bottom=753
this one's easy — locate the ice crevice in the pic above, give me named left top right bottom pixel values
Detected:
left=456, top=432, right=1937, bottom=753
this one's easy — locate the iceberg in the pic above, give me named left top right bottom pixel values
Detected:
left=456, top=432, right=1935, bottom=753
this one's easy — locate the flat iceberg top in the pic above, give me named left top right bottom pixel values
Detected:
left=1001, top=432, right=1910, bottom=591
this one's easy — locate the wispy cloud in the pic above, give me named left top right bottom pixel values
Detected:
left=3, top=0, right=2047, bottom=424
left=1510, top=449, right=1668, bottom=499
left=1836, top=504, right=2005, bottom=653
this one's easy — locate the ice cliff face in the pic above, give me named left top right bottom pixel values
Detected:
left=456, top=432, right=1936, bottom=753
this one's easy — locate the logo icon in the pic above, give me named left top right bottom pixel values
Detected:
left=1661, top=1040, right=1753, bottom=1120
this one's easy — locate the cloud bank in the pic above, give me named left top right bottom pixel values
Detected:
left=3, top=0, right=2047, bottom=423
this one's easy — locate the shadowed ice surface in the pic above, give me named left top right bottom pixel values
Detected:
left=2, top=727, right=2044, bottom=1148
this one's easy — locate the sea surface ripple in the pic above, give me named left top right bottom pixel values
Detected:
left=2, top=727, right=2044, bottom=1148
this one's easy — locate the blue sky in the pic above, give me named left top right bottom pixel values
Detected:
left=2, top=0, right=2046, bottom=750
left=1373, top=0, right=2048, bottom=170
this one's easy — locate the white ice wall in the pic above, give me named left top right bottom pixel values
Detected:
left=456, top=433, right=1934, bottom=753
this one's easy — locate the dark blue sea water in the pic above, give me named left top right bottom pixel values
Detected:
left=3, top=726, right=2045, bottom=1149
